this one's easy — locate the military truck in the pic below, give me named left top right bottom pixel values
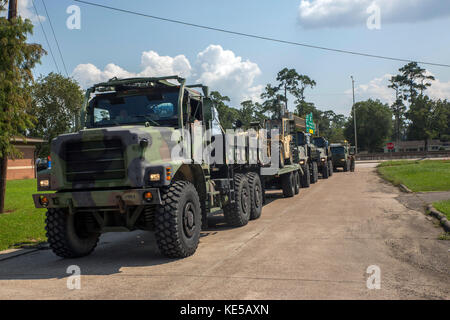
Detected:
left=264, top=117, right=295, bottom=167
left=312, top=136, right=333, bottom=179
left=32, top=76, right=303, bottom=259
left=294, top=131, right=321, bottom=187
left=330, top=142, right=355, bottom=172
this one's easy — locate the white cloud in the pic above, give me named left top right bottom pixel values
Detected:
left=139, top=51, right=192, bottom=78
left=350, top=73, right=395, bottom=104
left=18, top=0, right=46, bottom=23
left=72, top=63, right=135, bottom=88
left=72, top=45, right=263, bottom=106
left=195, top=45, right=262, bottom=105
left=347, top=72, right=450, bottom=104
left=298, top=0, right=450, bottom=28
left=72, top=51, right=192, bottom=88
left=426, top=75, right=450, bottom=102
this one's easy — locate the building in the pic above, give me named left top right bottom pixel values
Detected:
left=383, top=139, right=450, bottom=153
left=7, top=137, right=44, bottom=180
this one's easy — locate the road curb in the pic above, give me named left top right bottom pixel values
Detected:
left=0, top=248, right=39, bottom=262
left=427, top=205, right=450, bottom=232
left=399, top=184, right=412, bottom=193
left=0, top=243, right=49, bottom=262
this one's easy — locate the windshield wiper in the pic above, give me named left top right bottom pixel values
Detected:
left=134, top=115, right=160, bottom=126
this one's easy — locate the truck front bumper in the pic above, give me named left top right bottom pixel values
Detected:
left=32, top=188, right=162, bottom=209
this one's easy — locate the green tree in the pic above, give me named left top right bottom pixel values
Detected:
left=397, top=62, right=434, bottom=103
left=210, top=91, right=238, bottom=130
left=28, top=73, right=84, bottom=157
left=239, top=100, right=266, bottom=128
left=260, top=84, right=285, bottom=119
left=293, top=75, right=316, bottom=103
left=0, top=5, right=45, bottom=213
left=388, top=75, right=407, bottom=141
left=276, top=68, right=300, bottom=114
left=406, top=96, right=449, bottom=151
left=344, top=99, right=393, bottom=152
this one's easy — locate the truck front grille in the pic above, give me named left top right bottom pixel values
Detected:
left=65, top=139, right=125, bottom=182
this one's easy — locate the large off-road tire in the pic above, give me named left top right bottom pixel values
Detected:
left=301, top=163, right=311, bottom=188
left=350, top=159, right=356, bottom=172
left=246, top=172, right=263, bottom=220
left=224, top=173, right=251, bottom=227
left=311, top=161, right=319, bottom=184
left=294, top=171, right=301, bottom=195
left=328, top=160, right=333, bottom=176
left=281, top=172, right=295, bottom=198
left=322, top=161, right=329, bottom=179
left=45, top=208, right=100, bottom=258
left=155, top=181, right=201, bottom=258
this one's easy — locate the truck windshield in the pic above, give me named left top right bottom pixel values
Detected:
left=296, top=132, right=305, bottom=145
left=331, top=146, right=345, bottom=154
left=88, top=90, right=179, bottom=128
left=312, top=137, right=326, bottom=148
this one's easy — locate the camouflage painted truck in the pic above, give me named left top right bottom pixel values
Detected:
left=294, top=131, right=322, bottom=187
left=32, top=76, right=302, bottom=259
left=312, top=136, right=333, bottom=179
left=330, top=143, right=355, bottom=172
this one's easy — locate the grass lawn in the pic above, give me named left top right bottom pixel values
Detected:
left=377, top=160, right=450, bottom=192
left=433, top=200, right=450, bottom=220
left=0, top=179, right=47, bottom=251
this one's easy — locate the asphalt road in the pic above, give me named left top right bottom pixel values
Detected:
left=0, top=164, right=449, bottom=299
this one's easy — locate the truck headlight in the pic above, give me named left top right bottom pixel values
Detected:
left=39, top=179, right=50, bottom=187
left=149, top=173, right=161, bottom=182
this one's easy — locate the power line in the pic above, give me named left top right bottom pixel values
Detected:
left=73, top=0, right=450, bottom=68
left=41, top=0, right=69, bottom=77
left=32, top=0, right=60, bottom=74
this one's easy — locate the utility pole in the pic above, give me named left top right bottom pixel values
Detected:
left=351, top=76, right=357, bottom=154
left=0, top=0, right=18, bottom=214
left=8, top=0, right=17, bottom=20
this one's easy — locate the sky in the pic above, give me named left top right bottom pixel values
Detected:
left=16, top=0, right=450, bottom=117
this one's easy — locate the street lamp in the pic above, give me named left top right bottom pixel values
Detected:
left=351, top=76, right=357, bottom=154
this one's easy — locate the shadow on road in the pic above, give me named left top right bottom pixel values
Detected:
left=0, top=190, right=285, bottom=281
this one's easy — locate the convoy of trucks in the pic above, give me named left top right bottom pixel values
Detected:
left=32, top=76, right=355, bottom=259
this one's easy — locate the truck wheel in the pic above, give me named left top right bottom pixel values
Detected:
left=328, top=160, right=333, bottom=176
left=246, top=172, right=263, bottom=220
left=224, top=173, right=251, bottom=227
left=311, top=162, right=319, bottom=184
left=281, top=172, right=295, bottom=198
left=45, top=208, right=100, bottom=258
left=301, top=163, right=310, bottom=188
left=294, top=171, right=301, bottom=195
left=322, top=161, right=329, bottom=179
left=155, top=181, right=201, bottom=258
